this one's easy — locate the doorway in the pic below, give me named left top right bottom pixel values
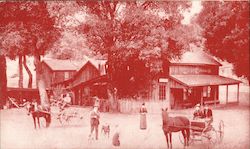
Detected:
left=171, top=88, right=184, bottom=108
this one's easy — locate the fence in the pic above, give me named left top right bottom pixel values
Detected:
left=118, top=99, right=169, bottom=114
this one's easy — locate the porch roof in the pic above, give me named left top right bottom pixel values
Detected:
left=170, top=75, right=241, bottom=87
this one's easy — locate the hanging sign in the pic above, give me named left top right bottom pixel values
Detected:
left=159, top=78, right=168, bottom=83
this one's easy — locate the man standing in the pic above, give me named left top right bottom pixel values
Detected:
left=89, top=106, right=100, bottom=140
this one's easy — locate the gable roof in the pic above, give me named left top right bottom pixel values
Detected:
left=170, top=50, right=222, bottom=66
left=74, top=59, right=107, bottom=78
left=42, top=59, right=88, bottom=71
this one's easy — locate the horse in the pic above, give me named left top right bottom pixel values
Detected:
left=161, top=108, right=190, bottom=149
left=28, top=103, right=51, bottom=129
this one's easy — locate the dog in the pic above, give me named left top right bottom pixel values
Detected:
left=101, top=124, right=110, bottom=138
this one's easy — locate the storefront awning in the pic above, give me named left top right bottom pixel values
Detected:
left=170, top=75, right=241, bottom=87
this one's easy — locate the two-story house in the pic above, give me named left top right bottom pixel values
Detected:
left=41, top=59, right=86, bottom=90
left=159, top=50, right=241, bottom=109
left=49, top=58, right=107, bottom=105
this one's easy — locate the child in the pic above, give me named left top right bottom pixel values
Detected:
left=112, top=125, right=120, bottom=146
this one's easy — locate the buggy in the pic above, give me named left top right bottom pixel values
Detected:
left=179, top=118, right=224, bottom=145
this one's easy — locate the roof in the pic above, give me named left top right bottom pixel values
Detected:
left=170, top=50, right=222, bottom=66
left=42, top=59, right=88, bottom=71
left=170, top=75, right=241, bottom=87
left=89, top=59, right=107, bottom=70
left=82, top=56, right=107, bottom=70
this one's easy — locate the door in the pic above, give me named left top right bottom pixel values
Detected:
left=171, top=88, right=184, bottom=108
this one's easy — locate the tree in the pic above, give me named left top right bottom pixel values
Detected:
left=0, top=55, right=7, bottom=108
left=76, top=1, right=191, bottom=111
left=196, top=1, right=249, bottom=81
left=0, top=2, right=60, bottom=106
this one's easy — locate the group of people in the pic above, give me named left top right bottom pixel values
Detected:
left=88, top=101, right=147, bottom=147
left=193, top=103, right=213, bottom=122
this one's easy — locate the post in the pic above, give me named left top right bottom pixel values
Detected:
left=201, top=87, right=203, bottom=106
left=214, top=87, right=217, bottom=107
left=237, top=83, right=240, bottom=104
left=226, top=85, right=228, bottom=104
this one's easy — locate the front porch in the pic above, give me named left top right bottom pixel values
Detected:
left=169, top=75, right=241, bottom=109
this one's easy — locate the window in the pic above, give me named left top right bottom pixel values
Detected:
left=64, top=72, right=70, bottom=80
left=159, top=84, right=166, bottom=100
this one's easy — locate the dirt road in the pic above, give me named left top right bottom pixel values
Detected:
left=1, top=105, right=249, bottom=149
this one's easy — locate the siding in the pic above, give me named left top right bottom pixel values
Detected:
left=52, top=71, right=75, bottom=84
left=73, top=63, right=100, bottom=87
left=169, top=65, right=219, bottom=75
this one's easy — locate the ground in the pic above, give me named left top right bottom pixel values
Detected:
left=1, top=105, right=249, bottom=149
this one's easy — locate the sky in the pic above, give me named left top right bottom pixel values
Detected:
left=182, top=1, right=203, bottom=25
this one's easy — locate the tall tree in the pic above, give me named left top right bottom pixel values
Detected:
left=0, top=2, right=60, bottom=106
left=0, top=55, right=7, bottom=108
left=196, top=1, right=249, bottom=81
left=23, top=55, right=32, bottom=88
left=76, top=1, right=191, bottom=110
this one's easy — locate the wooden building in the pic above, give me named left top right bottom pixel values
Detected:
left=41, top=59, right=86, bottom=90
left=156, top=51, right=241, bottom=109
left=44, top=51, right=241, bottom=111
left=50, top=59, right=107, bottom=106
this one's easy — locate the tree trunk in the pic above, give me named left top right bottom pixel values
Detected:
left=106, top=54, right=118, bottom=112
left=18, top=54, right=23, bottom=88
left=23, top=55, right=33, bottom=88
left=107, top=85, right=116, bottom=112
left=0, top=55, right=7, bottom=108
left=34, top=53, right=49, bottom=107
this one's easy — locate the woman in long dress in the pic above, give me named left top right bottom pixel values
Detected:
left=139, top=103, right=147, bottom=129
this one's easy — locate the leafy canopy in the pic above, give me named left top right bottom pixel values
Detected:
left=197, top=1, right=249, bottom=80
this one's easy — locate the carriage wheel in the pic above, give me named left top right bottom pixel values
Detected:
left=201, top=127, right=217, bottom=145
left=67, top=112, right=81, bottom=125
left=218, top=120, right=224, bottom=143
left=59, top=113, right=69, bottom=126
left=179, top=132, right=194, bottom=145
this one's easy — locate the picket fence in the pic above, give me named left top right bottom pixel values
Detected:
left=118, top=99, right=169, bottom=114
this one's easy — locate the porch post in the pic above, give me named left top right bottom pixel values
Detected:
left=201, top=87, right=203, bottom=106
left=166, top=82, right=171, bottom=110
left=237, top=83, right=240, bottom=104
left=226, top=85, right=228, bottom=104
left=214, top=87, right=217, bottom=107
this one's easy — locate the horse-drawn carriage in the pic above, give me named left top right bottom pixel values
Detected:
left=179, top=118, right=224, bottom=145
left=161, top=108, right=224, bottom=149
left=52, top=105, right=84, bottom=126
left=20, top=98, right=84, bottom=128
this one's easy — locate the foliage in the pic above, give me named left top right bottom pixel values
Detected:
left=0, top=2, right=60, bottom=57
left=196, top=1, right=249, bottom=80
left=76, top=1, right=192, bottom=97
left=0, top=1, right=61, bottom=105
